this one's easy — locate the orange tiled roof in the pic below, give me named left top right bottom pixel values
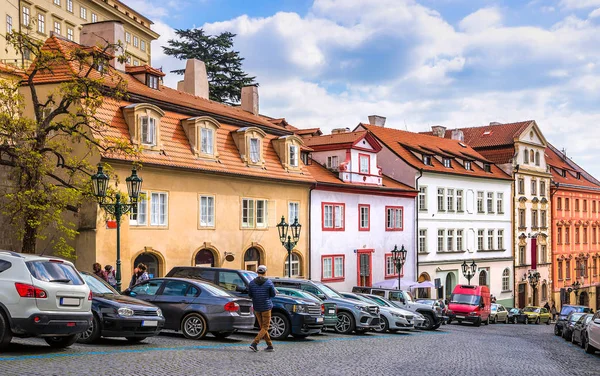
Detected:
left=125, top=65, right=165, bottom=77
left=476, top=146, right=516, bottom=165
left=546, top=144, right=600, bottom=189
left=423, top=121, right=534, bottom=149
left=361, top=124, right=512, bottom=180
left=304, top=131, right=365, bottom=147
left=0, top=62, right=25, bottom=77
left=294, top=128, right=323, bottom=137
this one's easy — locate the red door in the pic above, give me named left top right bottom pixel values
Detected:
left=357, top=249, right=373, bottom=287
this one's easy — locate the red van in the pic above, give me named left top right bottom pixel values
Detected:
left=448, top=285, right=491, bottom=326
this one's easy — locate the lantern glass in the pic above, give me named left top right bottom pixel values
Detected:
left=91, top=164, right=109, bottom=198
left=276, top=216, right=289, bottom=243
left=125, top=168, right=143, bottom=200
left=470, top=260, right=477, bottom=275
left=461, top=260, right=468, bottom=275
left=399, top=245, right=408, bottom=263
left=391, top=245, right=399, bottom=263
left=290, top=217, right=301, bottom=242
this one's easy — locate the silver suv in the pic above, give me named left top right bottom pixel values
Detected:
left=0, top=251, right=92, bottom=350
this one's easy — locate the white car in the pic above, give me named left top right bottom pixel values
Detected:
left=0, top=251, right=92, bottom=350
left=584, top=310, right=600, bottom=354
left=357, top=294, right=418, bottom=332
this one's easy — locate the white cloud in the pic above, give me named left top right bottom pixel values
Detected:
left=589, top=8, right=600, bottom=17
left=560, top=0, right=600, bottom=9
left=458, top=7, right=503, bottom=33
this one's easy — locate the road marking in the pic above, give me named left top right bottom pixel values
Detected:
left=0, top=330, right=448, bottom=362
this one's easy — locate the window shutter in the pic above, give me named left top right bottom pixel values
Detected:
left=267, top=200, right=277, bottom=227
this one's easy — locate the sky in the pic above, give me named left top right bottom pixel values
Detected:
left=130, top=0, right=600, bottom=177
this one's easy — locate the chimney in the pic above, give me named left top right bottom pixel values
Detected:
left=331, top=128, right=350, bottom=134
left=368, top=115, right=386, bottom=127
left=181, top=59, right=209, bottom=99
left=241, top=85, right=259, bottom=115
left=431, top=125, right=447, bottom=138
left=177, top=80, right=184, bottom=92
left=489, top=122, right=501, bottom=125
left=451, top=129, right=464, bottom=142
left=80, top=21, right=126, bottom=71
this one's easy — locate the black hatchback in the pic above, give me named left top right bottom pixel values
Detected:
left=554, top=305, right=592, bottom=336
left=79, top=272, right=165, bottom=344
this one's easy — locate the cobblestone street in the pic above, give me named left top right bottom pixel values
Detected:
left=1, top=323, right=599, bottom=376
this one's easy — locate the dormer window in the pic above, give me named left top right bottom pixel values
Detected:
left=289, top=145, right=298, bottom=167
left=147, top=75, right=159, bottom=90
left=464, top=161, right=472, bottom=170
left=272, top=134, right=304, bottom=171
left=140, top=116, right=156, bottom=146
left=484, top=163, right=491, bottom=172
left=423, top=155, right=432, bottom=165
left=576, top=172, right=581, bottom=179
left=359, top=154, right=370, bottom=174
left=182, top=116, right=220, bottom=160
left=250, top=138, right=260, bottom=163
left=201, top=128, right=214, bottom=154
left=122, top=103, right=165, bottom=151
left=327, top=156, right=339, bottom=169
left=442, top=158, right=452, bottom=168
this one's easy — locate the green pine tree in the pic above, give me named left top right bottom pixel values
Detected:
left=163, top=29, right=257, bottom=103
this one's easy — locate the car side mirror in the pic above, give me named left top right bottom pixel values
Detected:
left=235, top=286, right=248, bottom=294
left=317, top=294, right=326, bottom=300
left=480, top=302, right=485, bottom=308
left=399, top=298, right=406, bottom=304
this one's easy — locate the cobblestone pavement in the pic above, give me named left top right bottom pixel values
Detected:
left=1, top=322, right=599, bottom=376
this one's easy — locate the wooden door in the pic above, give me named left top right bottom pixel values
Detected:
left=518, top=283, right=526, bottom=308
left=357, top=250, right=372, bottom=287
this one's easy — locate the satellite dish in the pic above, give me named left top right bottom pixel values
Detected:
left=225, top=253, right=235, bottom=262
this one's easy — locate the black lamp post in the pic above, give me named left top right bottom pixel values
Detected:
left=570, top=280, right=582, bottom=300
left=391, top=245, right=407, bottom=290
left=91, top=164, right=142, bottom=292
left=276, top=216, right=301, bottom=278
left=461, top=259, right=477, bottom=285
left=527, top=269, right=541, bottom=304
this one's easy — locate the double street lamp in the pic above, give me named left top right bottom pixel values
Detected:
left=391, top=245, right=407, bottom=290
left=527, top=270, right=541, bottom=305
left=461, top=259, right=477, bottom=285
left=276, top=216, right=302, bottom=278
left=569, top=280, right=582, bottom=300
left=91, top=164, right=142, bottom=292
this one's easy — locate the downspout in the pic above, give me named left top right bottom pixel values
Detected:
left=549, top=182, right=559, bottom=309
left=308, top=182, right=316, bottom=280
left=512, top=166, right=518, bottom=308
left=415, top=169, right=423, bottom=283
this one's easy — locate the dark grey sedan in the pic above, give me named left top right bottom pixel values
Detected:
left=123, top=278, right=255, bottom=339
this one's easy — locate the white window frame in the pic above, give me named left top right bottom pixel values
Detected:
left=502, top=268, right=510, bottom=291
left=150, top=192, right=168, bottom=226
left=289, top=145, right=298, bottom=167
left=386, top=207, right=403, bottom=230
left=437, top=229, right=445, bottom=252
left=487, top=229, right=494, bottom=250
left=456, top=189, right=463, bottom=212
left=477, top=191, right=484, bottom=213
left=487, top=192, right=494, bottom=213
left=141, top=40, right=146, bottom=52
left=125, top=32, right=131, bottom=44
left=200, top=127, right=214, bottom=155
left=23, top=7, right=30, bottom=26
left=67, top=27, right=73, bottom=41
left=464, top=161, right=471, bottom=170
left=419, top=229, right=427, bottom=253
left=133, top=35, right=139, bottom=48
left=497, top=229, right=504, bottom=250
left=437, top=188, right=445, bottom=212
left=323, top=256, right=344, bottom=280
left=443, top=158, right=452, bottom=168
left=359, top=205, right=369, bottom=230
left=327, top=156, right=339, bottom=169
left=140, top=116, right=156, bottom=146
left=242, top=198, right=268, bottom=229
left=446, top=189, right=454, bottom=212
left=91, top=13, right=97, bottom=23
left=199, top=195, right=215, bottom=228
left=249, top=138, right=260, bottom=163
left=359, top=154, right=369, bottom=174
left=129, top=191, right=147, bottom=226
left=385, top=255, right=396, bottom=276
left=477, top=229, right=484, bottom=250
left=54, top=0, right=60, bottom=6
left=418, top=186, right=427, bottom=212
left=285, top=254, right=300, bottom=277
left=447, top=230, right=454, bottom=252
left=80, top=6, right=87, bottom=20
left=457, top=229, right=463, bottom=251
left=323, top=203, right=344, bottom=230
left=6, top=15, right=12, bottom=33
left=38, top=14, right=45, bottom=34
left=53, top=21, right=61, bottom=35
left=288, top=201, right=300, bottom=224
left=531, top=179, right=537, bottom=196
left=496, top=192, right=503, bottom=213
left=66, top=0, right=73, bottom=12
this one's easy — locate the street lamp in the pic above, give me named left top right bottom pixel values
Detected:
left=91, top=164, right=142, bottom=291
left=461, top=259, right=477, bottom=285
left=276, top=216, right=301, bottom=278
left=391, top=245, right=408, bottom=290
left=527, top=269, right=541, bottom=305
left=569, top=281, right=582, bottom=301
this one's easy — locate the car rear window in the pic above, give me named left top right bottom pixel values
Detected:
left=26, top=260, right=84, bottom=285
left=560, top=306, right=581, bottom=316
left=0, top=260, right=11, bottom=273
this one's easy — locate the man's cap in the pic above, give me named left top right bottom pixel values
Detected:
left=257, top=265, right=267, bottom=274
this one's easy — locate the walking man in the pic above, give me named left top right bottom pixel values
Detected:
left=248, top=265, right=276, bottom=352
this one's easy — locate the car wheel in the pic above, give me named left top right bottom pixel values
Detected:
left=44, top=334, right=79, bottom=348
left=181, top=313, right=208, bottom=340
left=492, top=316, right=497, bottom=324
left=554, top=326, right=561, bottom=336
left=211, top=331, right=234, bottom=339
left=0, top=312, right=13, bottom=351
left=375, top=316, right=389, bottom=333
left=535, top=317, right=540, bottom=325
left=334, top=311, right=355, bottom=334
left=421, top=313, right=436, bottom=330
left=504, top=317, right=509, bottom=324
left=78, top=314, right=101, bottom=344
left=584, top=337, right=596, bottom=354
left=581, top=334, right=587, bottom=349
left=126, top=337, right=147, bottom=343
left=572, top=334, right=577, bottom=345
left=269, top=312, right=291, bottom=340
left=546, top=318, right=550, bottom=325
left=483, top=316, right=490, bottom=325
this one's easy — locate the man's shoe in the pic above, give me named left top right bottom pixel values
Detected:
left=265, top=346, right=274, bottom=352
left=249, top=343, right=258, bottom=352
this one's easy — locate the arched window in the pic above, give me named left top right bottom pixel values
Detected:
left=524, top=149, right=529, bottom=164
left=284, top=253, right=301, bottom=277
left=535, top=151, right=540, bottom=166
left=530, top=150, right=535, bottom=162
left=541, top=282, right=547, bottom=301
left=478, top=270, right=487, bottom=286
left=195, top=249, right=215, bottom=267
left=502, top=268, right=510, bottom=291
left=134, top=252, right=161, bottom=278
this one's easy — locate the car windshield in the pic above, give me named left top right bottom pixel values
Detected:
left=241, top=271, right=258, bottom=283
left=364, top=295, right=390, bottom=307
left=450, top=294, right=481, bottom=306
left=491, top=304, right=498, bottom=311
left=509, top=308, right=520, bottom=314
left=26, top=260, right=84, bottom=285
left=570, top=313, right=586, bottom=322
left=353, top=294, right=375, bottom=304
left=560, top=306, right=584, bottom=316
left=200, top=282, right=233, bottom=297
left=523, top=307, right=538, bottom=313
left=313, top=282, right=342, bottom=298
left=82, top=273, right=117, bottom=294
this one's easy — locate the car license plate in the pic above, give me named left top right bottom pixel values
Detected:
left=142, top=320, right=158, bottom=327
left=316, top=317, right=323, bottom=323
left=456, top=315, right=465, bottom=319
left=328, top=310, right=335, bottom=314
left=60, top=297, right=80, bottom=306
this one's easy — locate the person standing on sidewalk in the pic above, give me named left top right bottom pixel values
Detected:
left=248, top=265, right=276, bottom=352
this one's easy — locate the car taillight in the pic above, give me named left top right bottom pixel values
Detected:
left=224, top=302, right=240, bottom=312
left=15, top=283, right=47, bottom=298
left=321, top=304, right=325, bottom=315
left=88, top=291, right=93, bottom=300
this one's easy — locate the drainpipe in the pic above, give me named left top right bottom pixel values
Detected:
left=308, top=183, right=315, bottom=280
left=550, top=181, right=559, bottom=309
left=512, top=167, right=518, bottom=308
left=415, top=169, right=423, bottom=285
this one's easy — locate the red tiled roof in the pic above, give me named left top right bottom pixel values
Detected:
left=476, top=146, right=515, bottom=165
left=0, top=62, right=25, bottom=77
left=546, top=144, right=600, bottom=189
left=303, top=131, right=366, bottom=147
left=423, top=121, right=534, bottom=149
left=125, top=65, right=165, bottom=77
left=361, top=124, right=512, bottom=180
left=294, top=128, right=322, bottom=136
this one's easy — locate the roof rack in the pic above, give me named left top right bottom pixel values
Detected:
left=0, top=250, right=23, bottom=258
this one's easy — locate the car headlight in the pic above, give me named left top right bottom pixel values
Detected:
left=356, top=305, right=369, bottom=312
left=118, top=307, right=134, bottom=317
left=392, top=313, right=405, bottom=318
left=156, top=309, right=162, bottom=317
left=291, top=304, right=310, bottom=314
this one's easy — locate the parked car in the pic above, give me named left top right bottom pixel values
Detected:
left=351, top=286, right=442, bottom=330
left=508, top=308, right=529, bottom=324
left=562, top=312, right=587, bottom=341
left=78, top=272, right=164, bottom=344
left=343, top=293, right=415, bottom=332
left=123, top=278, right=255, bottom=339
left=273, top=279, right=380, bottom=334
left=447, top=285, right=491, bottom=327
left=275, top=287, right=337, bottom=330
left=490, top=304, right=509, bottom=324
left=555, top=305, right=593, bottom=336
left=571, top=314, right=594, bottom=348
left=522, top=306, right=551, bottom=325
left=584, top=310, right=600, bottom=353
left=166, top=267, right=324, bottom=339
left=361, top=293, right=425, bottom=329
left=0, top=251, right=92, bottom=350
left=416, top=299, right=449, bottom=324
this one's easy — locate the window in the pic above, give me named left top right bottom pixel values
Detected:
left=80, top=6, right=87, bottom=20
left=566, top=260, right=571, bottom=279
left=249, top=138, right=260, bottom=163
left=479, top=270, right=487, bottom=286
left=464, top=161, right=471, bottom=170
left=6, top=15, right=12, bottom=33
left=443, top=158, right=452, bottom=168
left=322, top=203, right=344, bottom=231
left=129, top=191, right=147, bottom=225
left=477, top=229, right=484, bottom=250
left=575, top=227, right=580, bottom=244
left=150, top=192, right=168, bottom=226
left=584, top=200, right=588, bottom=212
left=497, top=230, right=504, bottom=250
left=594, top=227, right=598, bottom=244
left=385, top=254, right=398, bottom=277
left=437, top=188, right=445, bottom=212
left=147, top=75, right=159, bottom=90
left=198, top=127, right=214, bottom=155
left=23, top=7, right=30, bottom=26
left=518, top=178, right=525, bottom=195
left=447, top=230, right=454, bottom=251
left=418, top=187, right=427, bottom=211
left=419, top=229, right=427, bottom=253
left=496, top=192, right=503, bottom=213
left=67, top=0, right=73, bottom=12
left=594, top=201, right=597, bottom=213
left=558, top=261, right=563, bottom=280
left=457, top=229, right=464, bottom=251
left=199, top=195, right=215, bottom=227
left=322, top=255, right=344, bottom=281
left=540, top=181, right=546, bottom=196
left=531, top=179, right=537, bottom=196
left=532, top=210, right=538, bottom=228
left=289, top=145, right=299, bottom=167
left=565, top=227, right=571, bottom=244
left=38, top=14, right=45, bottom=34
left=535, top=151, right=540, bottom=166
left=288, top=202, right=300, bottom=224
left=359, top=154, right=370, bottom=174
left=456, top=190, right=464, bottom=212
left=557, top=197, right=562, bottom=210
left=540, top=245, right=547, bottom=265
left=524, top=149, right=529, bottom=164
left=477, top=191, right=484, bottom=213
left=141, top=40, right=146, bottom=52
left=386, top=206, right=403, bottom=231
left=242, top=198, right=268, bottom=229
left=584, top=227, right=589, bottom=244
left=541, top=210, right=547, bottom=228
left=530, top=150, right=534, bottom=162
left=358, top=204, right=370, bottom=231
left=483, top=163, right=491, bottom=173
left=140, top=116, right=156, bottom=146
left=423, top=155, right=432, bottom=165
left=519, top=246, right=526, bottom=265
left=125, top=32, right=131, bottom=44
left=557, top=227, right=562, bottom=244
left=566, top=198, right=570, bottom=211
left=54, top=21, right=61, bottom=35
left=447, top=189, right=454, bottom=212
left=54, top=0, right=60, bottom=5
left=285, top=254, right=300, bottom=278
left=502, top=269, right=510, bottom=291
left=487, top=192, right=494, bottom=213
left=519, top=209, right=525, bottom=228
left=91, top=13, right=97, bottom=23
left=126, top=55, right=132, bottom=65
left=67, top=28, right=73, bottom=41
left=576, top=199, right=580, bottom=212
left=594, top=258, right=598, bottom=276
left=487, top=230, right=494, bottom=250
left=134, top=36, right=139, bottom=48
left=130, top=280, right=161, bottom=296
left=437, top=229, right=445, bottom=252
left=327, top=156, right=339, bottom=169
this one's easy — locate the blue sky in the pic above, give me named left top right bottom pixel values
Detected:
left=128, top=0, right=600, bottom=177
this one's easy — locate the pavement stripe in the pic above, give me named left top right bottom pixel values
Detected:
left=0, top=330, right=448, bottom=362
